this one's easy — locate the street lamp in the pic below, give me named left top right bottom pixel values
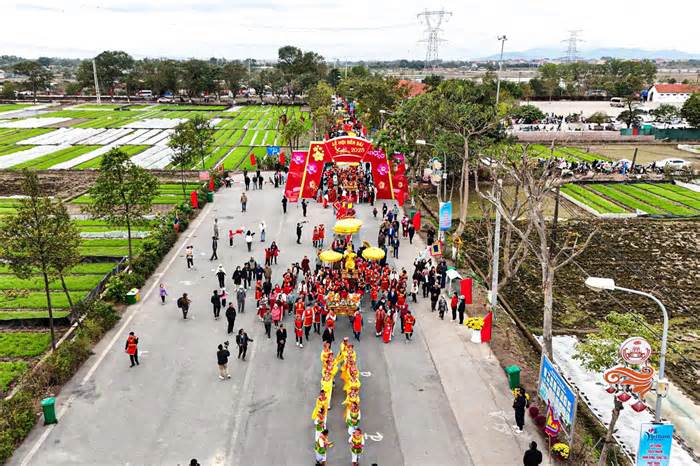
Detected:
left=495, top=35, right=508, bottom=106
left=584, top=276, right=669, bottom=423
left=379, top=109, right=394, bottom=130
left=415, top=139, right=447, bottom=202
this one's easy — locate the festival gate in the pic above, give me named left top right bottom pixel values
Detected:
left=284, top=136, right=409, bottom=204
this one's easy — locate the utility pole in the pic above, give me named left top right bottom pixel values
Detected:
left=495, top=35, right=507, bottom=106
left=490, top=179, right=502, bottom=310
left=92, top=59, right=101, bottom=104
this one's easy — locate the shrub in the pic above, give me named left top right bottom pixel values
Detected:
left=0, top=392, right=36, bottom=463
left=528, top=405, right=540, bottom=418
left=535, top=414, right=546, bottom=428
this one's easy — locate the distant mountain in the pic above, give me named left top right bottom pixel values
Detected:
left=479, top=47, right=700, bottom=61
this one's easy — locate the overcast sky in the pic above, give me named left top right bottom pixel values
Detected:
left=2, top=0, right=699, bottom=61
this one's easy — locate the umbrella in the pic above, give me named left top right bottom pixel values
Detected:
left=319, top=250, right=343, bottom=263
left=333, top=218, right=363, bottom=235
left=361, top=247, right=385, bottom=261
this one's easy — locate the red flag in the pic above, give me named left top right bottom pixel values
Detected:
left=412, top=210, right=421, bottom=232
left=279, top=151, right=286, bottom=165
left=190, top=190, right=199, bottom=209
left=480, top=311, right=493, bottom=343
left=460, top=278, right=473, bottom=304
left=249, top=153, right=256, bottom=166
left=208, top=178, right=214, bottom=192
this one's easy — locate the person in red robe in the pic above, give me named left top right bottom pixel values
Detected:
left=375, top=307, right=385, bottom=337
left=404, top=311, right=415, bottom=342
left=352, top=310, right=362, bottom=341
left=382, top=314, right=393, bottom=343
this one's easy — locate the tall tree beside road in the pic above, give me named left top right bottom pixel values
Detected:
left=681, top=93, right=700, bottom=127
left=86, top=149, right=158, bottom=261
left=12, top=61, right=52, bottom=100
left=280, top=118, right=306, bottom=154
left=481, top=146, right=597, bottom=361
left=574, top=312, right=662, bottom=466
left=76, top=51, right=134, bottom=95
left=0, top=172, right=81, bottom=350
left=136, top=59, right=179, bottom=96
left=617, top=99, right=645, bottom=128
left=179, top=59, right=218, bottom=98
left=169, top=115, right=214, bottom=193
left=307, top=81, right=334, bottom=139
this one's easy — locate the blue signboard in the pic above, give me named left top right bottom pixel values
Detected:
left=439, top=202, right=452, bottom=231
left=538, top=354, right=577, bottom=429
left=636, top=423, right=673, bottom=466
left=266, top=146, right=281, bottom=156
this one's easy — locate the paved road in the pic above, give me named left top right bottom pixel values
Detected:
left=11, top=177, right=474, bottom=466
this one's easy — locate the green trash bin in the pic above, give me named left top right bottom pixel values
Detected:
left=125, top=288, right=140, bottom=305
left=41, top=397, right=58, bottom=425
left=207, top=191, right=214, bottom=202
left=505, top=365, right=521, bottom=390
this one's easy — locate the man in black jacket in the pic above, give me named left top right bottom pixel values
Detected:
left=216, top=344, right=231, bottom=380
left=236, top=329, right=253, bottom=360
left=523, top=441, right=542, bottom=466
left=225, top=303, right=236, bottom=334
left=276, top=323, right=287, bottom=359
left=211, top=290, right=221, bottom=319
left=322, top=326, right=335, bottom=346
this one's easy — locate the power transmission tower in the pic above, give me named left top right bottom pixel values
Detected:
left=562, top=30, right=584, bottom=62
left=92, top=59, right=101, bottom=104
left=417, top=9, right=452, bottom=71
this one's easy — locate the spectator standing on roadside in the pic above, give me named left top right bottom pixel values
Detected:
left=125, top=331, right=139, bottom=367
left=185, top=245, right=194, bottom=269
left=263, top=310, right=272, bottom=338
left=302, top=198, right=308, bottom=217
left=211, top=290, right=221, bottom=320
left=523, top=441, right=543, bottom=466
left=282, top=195, right=288, bottom=213
left=213, top=218, right=219, bottom=239
left=236, top=286, right=246, bottom=313
left=240, top=192, right=248, bottom=212
left=225, top=302, right=236, bottom=334
left=259, top=220, right=266, bottom=242
left=216, top=344, right=231, bottom=380
left=245, top=230, right=254, bottom=251
left=216, top=264, right=226, bottom=288
left=276, top=323, right=287, bottom=359
left=210, top=235, right=218, bottom=261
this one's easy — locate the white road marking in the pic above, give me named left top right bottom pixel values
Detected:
left=365, top=432, right=383, bottom=442
left=19, top=202, right=214, bottom=466
left=360, top=371, right=372, bottom=377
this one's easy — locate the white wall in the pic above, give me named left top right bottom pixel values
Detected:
left=648, top=90, right=693, bottom=103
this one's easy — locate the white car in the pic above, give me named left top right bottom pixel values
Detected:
left=657, top=158, right=691, bottom=170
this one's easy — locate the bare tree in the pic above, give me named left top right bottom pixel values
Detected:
left=479, top=145, right=598, bottom=360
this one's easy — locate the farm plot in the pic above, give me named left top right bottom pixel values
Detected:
left=0, top=128, right=54, bottom=145
left=11, top=145, right=100, bottom=170
left=561, top=182, right=700, bottom=217
left=0, top=117, right=71, bottom=128
left=0, top=104, right=34, bottom=114
left=71, top=145, right=148, bottom=169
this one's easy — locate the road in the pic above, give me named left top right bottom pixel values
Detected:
left=11, top=176, right=484, bottom=466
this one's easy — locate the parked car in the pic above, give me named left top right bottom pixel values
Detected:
left=657, top=158, right=691, bottom=170
left=157, top=97, right=173, bottom=103
left=610, top=97, right=624, bottom=107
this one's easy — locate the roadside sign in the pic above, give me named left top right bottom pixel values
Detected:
left=267, top=146, right=281, bottom=156
left=538, top=354, right=577, bottom=439
left=636, top=423, right=673, bottom=466
left=439, top=201, right=452, bottom=231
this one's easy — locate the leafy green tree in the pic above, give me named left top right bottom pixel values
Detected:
left=0, top=172, right=81, bottom=350
left=575, top=312, right=663, bottom=466
left=307, top=81, right=334, bottom=138
left=137, top=59, right=179, bottom=96
left=617, top=101, right=644, bottom=129
left=86, top=149, right=158, bottom=261
left=337, top=75, right=406, bottom=130
left=422, top=74, right=443, bottom=89
left=681, top=93, right=700, bottom=128
left=587, top=111, right=610, bottom=125
left=64, top=81, right=83, bottom=96
left=276, top=45, right=327, bottom=99
left=349, top=65, right=369, bottom=78
left=168, top=114, right=214, bottom=187
left=280, top=118, right=306, bottom=153
left=221, top=61, right=248, bottom=96
left=12, top=61, right=52, bottom=100
left=510, top=104, right=545, bottom=123
left=178, top=59, right=218, bottom=97
left=1, top=82, right=16, bottom=99
left=76, top=51, right=134, bottom=95
left=326, top=68, right=342, bottom=88
left=651, top=104, right=680, bottom=127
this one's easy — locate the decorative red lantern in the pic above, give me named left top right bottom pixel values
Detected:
left=631, top=400, right=647, bottom=413
left=617, top=392, right=631, bottom=403
left=606, top=386, right=616, bottom=394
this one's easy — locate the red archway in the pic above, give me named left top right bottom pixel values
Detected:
left=284, top=136, right=408, bottom=204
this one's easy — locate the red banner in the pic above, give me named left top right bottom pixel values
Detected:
left=412, top=210, right=421, bottom=232
left=460, top=278, right=473, bottom=304
left=190, top=190, right=198, bottom=209
left=481, top=311, right=493, bottom=343
left=249, top=153, right=256, bottom=166
left=368, top=149, right=394, bottom=200
left=300, top=142, right=324, bottom=199
left=284, top=151, right=307, bottom=202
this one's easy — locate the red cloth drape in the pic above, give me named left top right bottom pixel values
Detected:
left=481, top=311, right=493, bottom=343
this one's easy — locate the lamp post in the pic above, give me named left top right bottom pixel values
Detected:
left=495, top=35, right=508, bottom=106
left=379, top=109, right=394, bottom=130
left=416, top=139, right=447, bottom=202
left=584, top=277, right=669, bottom=423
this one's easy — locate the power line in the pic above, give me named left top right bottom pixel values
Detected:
left=417, top=9, right=452, bottom=71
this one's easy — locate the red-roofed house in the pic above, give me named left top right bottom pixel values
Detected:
left=398, top=80, right=427, bottom=98
left=647, top=83, right=699, bottom=103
